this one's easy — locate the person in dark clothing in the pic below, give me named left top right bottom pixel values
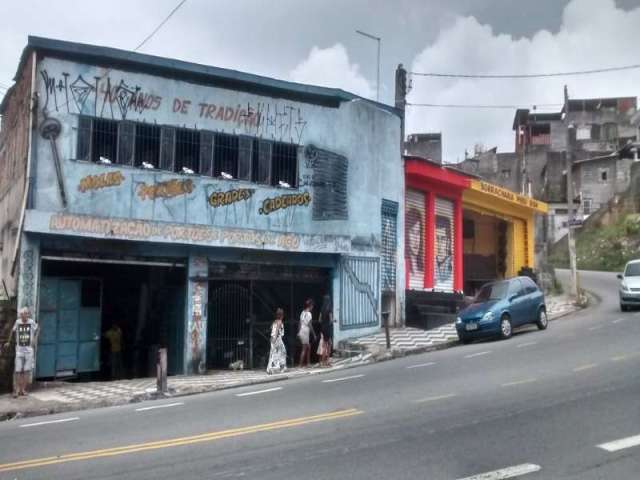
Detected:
left=318, top=294, right=333, bottom=367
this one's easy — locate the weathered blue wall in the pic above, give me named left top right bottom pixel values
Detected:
left=22, top=55, right=405, bottom=362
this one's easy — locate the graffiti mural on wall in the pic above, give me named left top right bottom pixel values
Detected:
left=434, top=215, right=453, bottom=286
left=40, top=70, right=162, bottom=119
left=21, top=250, right=34, bottom=309
left=259, top=192, right=311, bottom=215
left=137, top=179, right=194, bottom=200
left=190, top=281, right=206, bottom=374
left=208, top=188, right=255, bottom=208
left=405, top=205, right=425, bottom=287
left=78, top=171, right=125, bottom=193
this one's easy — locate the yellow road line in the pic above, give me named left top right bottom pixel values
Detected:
left=573, top=363, right=597, bottom=372
left=0, top=408, right=362, bottom=473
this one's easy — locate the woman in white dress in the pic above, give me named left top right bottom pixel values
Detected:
left=267, top=308, right=287, bottom=374
left=298, top=299, right=314, bottom=368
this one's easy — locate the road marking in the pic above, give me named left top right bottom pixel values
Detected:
left=611, top=352, right=640, bottom=362
left=612, top=318, right=625, bottom=324
left=457, top=463, right=541, bottom=479
left=465, top=350, right=492, bottom=359
left=501, top=378, right=537, bottom=387
left=0, top=408, right=363, bottom=473
left=516, top=341, right=537, bottom=348
left=406, top=362, right=436, bottom=369
left=415, top=393, right=457, bottom=404
left=135, top=402, right=184, bottom=412
left=236, top=387, right=282, bottom=397
left=589, top=325, right=604, bottom=331
left=19, top=417, right=79, bottom=429
left=573, top=363, right=597, bottom=372
left=597, top=434, right=640, bottom=452
left=322, top=374, right=365, bottom=383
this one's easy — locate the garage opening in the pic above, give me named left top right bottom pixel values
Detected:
left=37, top=258, right=186, bottom=381
left=462, top=210, right=511, bottom=296
left=207, top=263, right=331, bottom=370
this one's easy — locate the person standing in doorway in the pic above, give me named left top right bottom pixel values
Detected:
left=318, top=294, right=334, bottom=367
left=298, top=299, right=314, bottom=368
left=266, top=308, right=287, bottom=374
left=104, top=323, right=123, bottom=380
left=4, top=307, right=38, bottom=398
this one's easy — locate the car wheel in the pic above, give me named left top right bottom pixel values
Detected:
left=536, top=308, right=548, bottom=330
left=621, top=303, right=629, bottom=312
left=499, top=315, right=512, bottom=339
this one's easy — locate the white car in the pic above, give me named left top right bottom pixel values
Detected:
left=618, top=259, right=640, bottom=311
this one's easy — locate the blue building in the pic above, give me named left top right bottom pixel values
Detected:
left=0, top=37, right=404, bottom=379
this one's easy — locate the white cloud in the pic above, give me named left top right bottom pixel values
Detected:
left=290, top=44, right=375, bottom=99
left=406, top=0, right=640, bottom=163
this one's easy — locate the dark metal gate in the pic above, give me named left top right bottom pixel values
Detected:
left=207, top=264, right=330, bottom=370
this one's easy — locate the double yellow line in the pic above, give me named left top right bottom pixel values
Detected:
left=0, top=408, right=363, bottom=473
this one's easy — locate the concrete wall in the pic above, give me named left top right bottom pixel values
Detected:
left=0, top=53, right=33, bottom=300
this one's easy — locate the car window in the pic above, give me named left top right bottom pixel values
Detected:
left=625, top=263, right=640, bottom=276
left=508, top=279, right=524, bottom=297
left=521, top=277, right=538, bottom=294
left=475, top=281, right=509, bottom=302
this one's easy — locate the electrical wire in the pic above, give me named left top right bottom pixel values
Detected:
left=410, top=63, right=640, bottom=79
left=134, top=0, right=188, bottom=52
left=407, top=102, right=563, bottom=110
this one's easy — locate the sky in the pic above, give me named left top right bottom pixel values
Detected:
left=1, top=0, right=640, bottom=162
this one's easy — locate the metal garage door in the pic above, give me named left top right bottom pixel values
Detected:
left=434, top=197, right=455, bottom=292
left=405, top=189, right=425, bottom=290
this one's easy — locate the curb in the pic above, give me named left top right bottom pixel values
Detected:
left=0, top=299, right=593, bottom=422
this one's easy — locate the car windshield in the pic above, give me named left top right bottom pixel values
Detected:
left=475, top=282, right=509, bottom=302
left=625, top=263, right=640, bottom=276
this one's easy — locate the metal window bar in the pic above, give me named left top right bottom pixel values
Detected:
left=271, top=142, right=298, bottom=187
left=76, top=116, right=92, bottom=161
left=91, top=118, right=118, bottom=163
left=175, top=128, right=200, bottom=173
left=214, top=133, right=239, bottom=178
left=134, top=123, right=161, bottom=167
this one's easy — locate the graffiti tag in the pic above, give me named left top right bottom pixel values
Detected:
left=78, top=171, right=125, bottom=193
left=208, top=188, right=255, bottom=208
left=137, top=179, right=194, bottom=200
left=259, top=192, right=311, bottom=215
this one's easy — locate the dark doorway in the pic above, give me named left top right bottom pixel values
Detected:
left=40, top=260, right=186, bottom=380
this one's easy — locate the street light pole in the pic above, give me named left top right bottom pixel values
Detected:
left=564, top=85, right=579, bottom=300
left=355, top=29, right=381, bottom=102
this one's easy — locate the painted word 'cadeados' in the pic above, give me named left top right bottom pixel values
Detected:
left=208, top=189, right=255, bottom=208
left=259, top=192, right=311, bottom=215
left=78, top=171, right=125, bottom=193
left=137, top=179, right=194, bottom=200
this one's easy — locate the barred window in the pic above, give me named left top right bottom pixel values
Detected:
left=175, top=128, right=200, bottom=173
left=213, top=133, right=239, bottom=178
left=134, top=124, right=161, bottom=168
left=271, top=142, right=298, bottom=187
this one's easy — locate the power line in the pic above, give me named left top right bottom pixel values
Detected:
left=134, top=0, right=188, bottom=52
left=410, top=63, right=640, bottom=79
left=407, top=102, right=563, bottom=110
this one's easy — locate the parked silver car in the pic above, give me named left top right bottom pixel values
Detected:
left=618, top=259, right=640, bottom=311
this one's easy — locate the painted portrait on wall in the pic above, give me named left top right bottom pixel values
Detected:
left=435, top=214, right=453, bottom=287
left=405, top=207, right=424, bottom=287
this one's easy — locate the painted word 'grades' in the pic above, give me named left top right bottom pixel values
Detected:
left=208, top=189, right=255, bottom=208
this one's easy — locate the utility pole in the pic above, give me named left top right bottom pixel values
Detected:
left=355, top=30, right=381, bottom=102
left=564, top=85, right=579, bottom=300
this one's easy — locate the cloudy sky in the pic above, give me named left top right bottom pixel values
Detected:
left=1, top=0, right=640, bottom=162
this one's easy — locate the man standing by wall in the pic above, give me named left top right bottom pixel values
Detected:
left=4, top=307, right=38, bottom=398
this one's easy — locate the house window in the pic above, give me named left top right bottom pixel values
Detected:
left=134, top=124, right=161, bottom=168
left=213, top=133, right=239, bottom=179
left=252, top=139, right=272, bottom=184
left=583, top=197, right=593, bottom=215
left=77, top=116, right=119, bottom=163
left=271, top=142, right=298, bottom=187
left=600, top=169, right=609, bottom=182
left=501, top=169, right=511, bottom=180
left=554, top=208, right=568, bottom=215
left=576, top=125, right=591, bottom=141
left=175, top=128, right=200, bottom=173
left=603, top=123, right=618, bottom=141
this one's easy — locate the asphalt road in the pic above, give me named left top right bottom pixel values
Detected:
left=1, top=270, right=639, bottom=480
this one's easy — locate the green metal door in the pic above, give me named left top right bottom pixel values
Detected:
left=36, top=277, right=102, bottom=378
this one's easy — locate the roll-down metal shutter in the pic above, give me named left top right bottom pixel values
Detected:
left=381, top=200, right=398, bottom=291
left=434, top=197, right=455, bottom=292
left=405, top=189, right=425, bottom=290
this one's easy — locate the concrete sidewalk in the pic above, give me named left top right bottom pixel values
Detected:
left=0, top=354, right=373, bottom=421
left=0, top=294, right=584, bottom=422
